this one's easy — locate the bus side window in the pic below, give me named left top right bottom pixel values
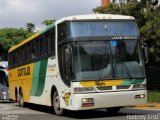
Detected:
left=15, top=50, right=18, bottom=66
left=26, top=44, right=31, bottom=61
left=32, top=41, right=36, bottom=59
left=40, top=37, right=46, bottom=56
left=22, top=46, right=25, bottom=63
left=59, top=45, right=72, bottom=87
left=12, top=52, right=15, bottom=66
left=45, top=35, right=49, bottom=55
left=58, top=22, right=68, bottom=42
left=25, top=45, right=28, bottom=62
left=18, top=49, right=21, bottom=64
left=35, top=39, right=40, bottom=57
left=29, top=43, right=32, bottom=61
left=47, top=30, right=55, bottom=54
left=50, top=30, right=55, bottom=54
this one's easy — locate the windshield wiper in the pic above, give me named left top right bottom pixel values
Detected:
left=81, top=44, right=109, bottom=84
left=120, top=59, right=133, bottom=80
left=115, top=51, right=133, bottom=80
left=97, top=47, right=108, bottom=81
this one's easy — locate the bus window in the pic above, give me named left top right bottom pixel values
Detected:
left=40, top=38, right=46, bottom=56
left=11, top=53, right=13, bottom=67
left=58, top=44, right=72, bottom=86
left=35, top=39, right=40, bottom=57
left=24, top=45, right=28, bottom=62
left=27, top=43, right=32, bottom=61
left=45, top=35, right=49, bottom=54
left=58, top=22, right=68, bottom=42
left=50, top=31, right=55, bottom=53
left=32, top=41, right=36, bottom=59
left=17, top=49, right=21, bottom=64
left=0, top=71, right=8, bottom=87
left=22, top=46, right=25, bottom=63
left=47, top=30, right=55, bottom=54
left=13, top=52, right=16, bottom=66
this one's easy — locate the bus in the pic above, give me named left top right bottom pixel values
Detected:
left=0, top=61, right=9, bottom=101
left=8, top=14, right=147, bottom=115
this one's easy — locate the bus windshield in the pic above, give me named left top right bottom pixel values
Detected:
left=70, top=21, right=139, bottom=37
left=73, top=40, right=145, bottom=81
left=0, top=70, right=9, bottom=87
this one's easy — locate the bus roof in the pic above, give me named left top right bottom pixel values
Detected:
left=56, top=14, right=135, bottom=24
left=9, top=14, right=135, bottom=53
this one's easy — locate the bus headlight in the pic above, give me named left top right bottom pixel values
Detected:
left=74, top=87, right=97, bottom=93
left=135, top=94, right=145, bottom=99
left=133, top=84, right=146, bottom=90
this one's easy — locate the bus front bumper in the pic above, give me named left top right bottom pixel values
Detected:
left=70, top=90, right=147, bottom=110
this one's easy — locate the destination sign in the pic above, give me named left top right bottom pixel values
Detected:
left=111, top=36, right=138, bottom=40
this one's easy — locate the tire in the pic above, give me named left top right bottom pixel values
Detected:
left=106, top=107, right=121, bottom=114
left=16, top=92, right=20, bottom=105
left=52, top=91, right=63, bottom=116
left=15, top=89, right=18, bottom=102
left=18, top=91, right=24, bottom=107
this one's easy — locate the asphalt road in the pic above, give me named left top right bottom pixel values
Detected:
left=0, top=102, right=160, bottom=120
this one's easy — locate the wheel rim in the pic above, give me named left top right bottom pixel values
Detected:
left=54, top=94, right=60, bottom=110
left=20, top=95, right=24, bottom=106
left=17, top=94, right=20, bottom=106
left=18, top=93, right=24, bottom=107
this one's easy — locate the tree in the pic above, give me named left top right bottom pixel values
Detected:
left=0, top=28, right=34, bottom=60
left=140, top=16, right=160, bottom=62
left=93, top=1, right=146, bottom=28
left=26, top=23, right=35, bottom=32
left=42, top=19, right=55, bottom=26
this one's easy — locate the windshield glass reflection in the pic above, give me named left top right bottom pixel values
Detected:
left=74, top=40, right=144, bottom=81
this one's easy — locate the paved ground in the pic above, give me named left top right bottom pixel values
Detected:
left=0, top=102, right=160, bottom=120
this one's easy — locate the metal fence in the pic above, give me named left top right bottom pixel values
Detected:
left=146, top=65, right=160, bottom=91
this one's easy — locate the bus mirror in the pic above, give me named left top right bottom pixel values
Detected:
left=142, top=44, right=149, bottom=64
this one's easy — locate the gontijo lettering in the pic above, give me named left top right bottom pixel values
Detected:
left=18, top=67, right=30, bottom=77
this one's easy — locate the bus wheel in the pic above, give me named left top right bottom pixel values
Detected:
left=15, top=89, right=18, bottom=102
left=18, top=91, right=24, bottom=107
left=53, top=91, right=63, bottom=116
left=106, top=107, right=121, bottom=114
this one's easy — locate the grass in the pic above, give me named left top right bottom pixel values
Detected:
left=147, top=91, right=160, bottom=103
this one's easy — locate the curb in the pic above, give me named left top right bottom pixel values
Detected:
left=133, top=104, right=160, bottom=109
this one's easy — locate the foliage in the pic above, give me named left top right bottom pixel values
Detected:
left=42, top=19, right=55, bottom=26
left=148, top=91, right=160, bottom=103
left=26, top=23, right=35, bottom=32
left=0, top=28, right=34, bottom=60
left=93, top=0, right=160, bottom=63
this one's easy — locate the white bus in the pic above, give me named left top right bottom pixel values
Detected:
left=8, top=14, right=147, bottom=115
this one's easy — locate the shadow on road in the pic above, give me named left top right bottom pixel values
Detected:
left=0, top=100, right=15, bottom=104
left=22, top=103, right=142, bottom=119
left=63, top=110, right=126, bottom=119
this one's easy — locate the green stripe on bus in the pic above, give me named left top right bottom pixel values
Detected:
left=34, top=59, right=48, bottom=96
left=30, top=62, right=41, bottom=96
left=122, top=79, right=144, bottom=85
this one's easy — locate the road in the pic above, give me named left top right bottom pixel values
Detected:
left=0, top=102, right=160, bottom=120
